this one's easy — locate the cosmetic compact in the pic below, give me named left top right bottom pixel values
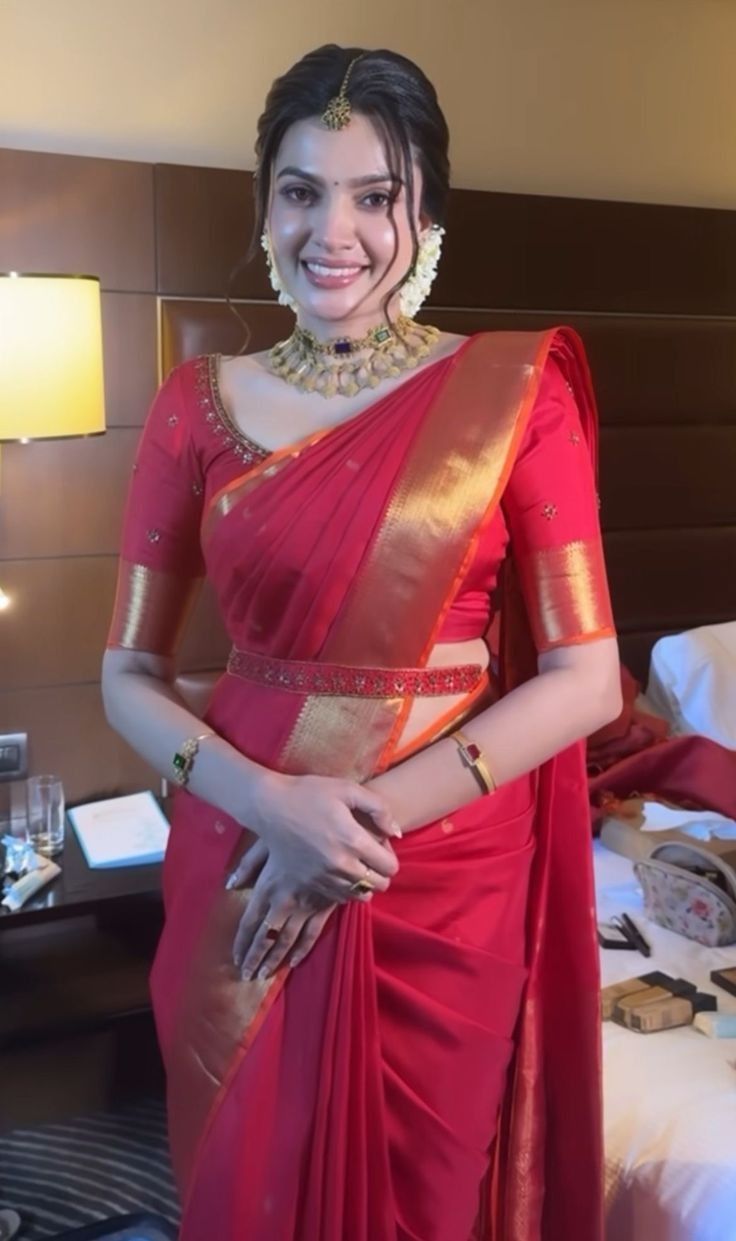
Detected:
left=710, top=966, right=736, bottom=999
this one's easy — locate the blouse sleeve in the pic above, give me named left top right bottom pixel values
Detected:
left=106, top=364, right=206, bottom=656
left=501, top=353, right=616, bottom=653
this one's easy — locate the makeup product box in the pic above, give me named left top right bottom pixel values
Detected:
left=613, top=988, right=716, bottom=1033
left=710, top=966, right=736, bottom=1000
left=601, top=972, right=695, bottom=1021
left=624, top=995, right=694, bottom=1033
left=613, top=986, right=672, bottom=1017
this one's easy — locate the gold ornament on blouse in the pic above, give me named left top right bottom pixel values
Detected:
left=268, top=316, right=441, bottom=398
left=322, top=56, right=363, bottom=130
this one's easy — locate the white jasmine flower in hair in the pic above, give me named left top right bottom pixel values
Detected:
left=260, top=231, right=298, bottom=310
left=399, top=225, right=445, bottom=318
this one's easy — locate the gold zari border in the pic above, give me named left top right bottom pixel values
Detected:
left=106, top=559, right=202, bottom=656
left=279, top=331, right=560, bottom=777
left=517, top=537, right=615, bottom=651
left=280, top=695, right=404, bottom=781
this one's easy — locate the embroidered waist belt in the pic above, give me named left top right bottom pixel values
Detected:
left=226, top=647, right=485, bottom=698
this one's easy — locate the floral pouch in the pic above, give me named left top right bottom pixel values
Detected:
left=634, top=842, right=736, bottom=947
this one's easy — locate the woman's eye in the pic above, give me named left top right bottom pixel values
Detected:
left=282, top=185, right=315, bottom=204
left=362, top=191, right=392, bottom=209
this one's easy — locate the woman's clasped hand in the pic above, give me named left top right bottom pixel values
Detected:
left=227, top=772, right=402, bottom=980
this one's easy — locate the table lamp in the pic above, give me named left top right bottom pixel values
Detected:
left=0, top=271, right=106, bottom=438
left=0, top=274, right=106, bottom=824
left=0, top=272, right=106, bottom=605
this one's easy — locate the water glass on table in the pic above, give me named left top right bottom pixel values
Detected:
left=26, top=775, right=65, bottom=857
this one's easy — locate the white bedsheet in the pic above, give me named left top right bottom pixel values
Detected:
left=596, top=841, right=736, bottom=1241
left=646, top=623, right=736, bottom=749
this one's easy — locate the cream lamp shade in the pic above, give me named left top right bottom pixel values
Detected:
left=0, top=273, right=106, bottom=440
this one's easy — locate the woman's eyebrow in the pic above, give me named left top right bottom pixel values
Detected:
left=276, top=166, right=402, bottom=188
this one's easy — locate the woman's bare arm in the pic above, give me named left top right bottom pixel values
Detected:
left=365, top=636, right=622, bottom=832
left=101, top=647, right=274, bottom=826
left=228, top=635, right=621, bottom=980
left=101, top=648, right=400, bottom=894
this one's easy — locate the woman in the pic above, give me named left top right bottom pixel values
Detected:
left=102, top=44, right=621, bottom=1241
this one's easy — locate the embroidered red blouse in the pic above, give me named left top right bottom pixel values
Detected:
left=107, top=348, right=614, bottom=658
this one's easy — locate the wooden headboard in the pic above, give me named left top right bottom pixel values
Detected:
left=157, top=170, right=736, bottom=683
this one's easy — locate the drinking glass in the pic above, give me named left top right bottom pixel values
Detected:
left=26, top=775, right=65, bottom=857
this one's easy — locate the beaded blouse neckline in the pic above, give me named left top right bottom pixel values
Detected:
left=205, top=353, right=270, bottom=461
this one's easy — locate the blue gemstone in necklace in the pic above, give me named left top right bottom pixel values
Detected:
left=333, top=339, right=353, bottom=355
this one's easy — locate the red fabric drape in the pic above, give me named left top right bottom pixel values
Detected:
left=488, top=330, right=604, bottom=1240
left=590, top=734, right=736, bottom=824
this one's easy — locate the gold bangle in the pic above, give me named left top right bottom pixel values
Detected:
left=172, top=732, right=215, bottom=788
left=449, top=729, right=496, bottom=795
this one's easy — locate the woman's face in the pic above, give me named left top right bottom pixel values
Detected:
left=266, top=112, right=428, bottom=338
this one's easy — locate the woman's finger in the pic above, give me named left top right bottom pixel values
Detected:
left=232, top=906, right=268, bottom=971
left=344, top=784, right=402, bottom=839
left=313, top=863, right=382, bottom=905
left=288, top=904, right=337, bottom=969
left=338, top=862, right=386, bottom=901
left=226, top=836, right=269, bottom=891
left=240, top=903, right=297, bottom=980
left=333, top=815, right=400, bottom=882
left=231, top=882, right=272, bottom=969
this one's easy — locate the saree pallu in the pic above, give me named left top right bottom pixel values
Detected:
left=148, top=329, right=607, bottom=1241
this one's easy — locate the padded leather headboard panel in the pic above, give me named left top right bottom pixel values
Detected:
left=160, top=299, right=293, bottom=375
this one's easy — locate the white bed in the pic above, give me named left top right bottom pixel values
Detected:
left=599, top=622, right=736, bottom=1238
left=597, top=844, right=736, bottom=1241
left=645, top=622, right=736, bottom=750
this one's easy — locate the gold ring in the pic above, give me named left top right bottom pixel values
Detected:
left=349, top=865, right=376, bottom=896
left=349, top=879, right=375, bottom=895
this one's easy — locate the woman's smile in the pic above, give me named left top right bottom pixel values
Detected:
left=300, top=259, right=370, bottom=288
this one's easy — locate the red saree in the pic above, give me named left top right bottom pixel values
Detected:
left=107, top=328, right=616, bottom=1240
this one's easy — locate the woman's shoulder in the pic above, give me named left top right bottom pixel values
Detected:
left=160, top=352, right=217, bottom=395
left=468, top=324, right=580, bottom=357
left=147, top=356, right=208, bottom=426
left=146, top=354, right=245, bottom=452
left=156, top=351, right=264, bottom=423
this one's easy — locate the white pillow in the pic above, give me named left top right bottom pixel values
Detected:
left=646, top=622, right=736, bottom=749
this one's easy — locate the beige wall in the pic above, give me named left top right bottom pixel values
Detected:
left=1, top=0, right=735, bottom=208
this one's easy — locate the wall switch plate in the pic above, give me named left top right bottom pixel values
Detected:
left=0, top=779, right=28, bottom=833
left=0, top=733, right=28, bottom=782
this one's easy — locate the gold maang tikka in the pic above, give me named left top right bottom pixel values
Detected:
left=321, top=56, right=363, bottom=131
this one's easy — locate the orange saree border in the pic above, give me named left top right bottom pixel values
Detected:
left=280, top=329, right=560, bottom=778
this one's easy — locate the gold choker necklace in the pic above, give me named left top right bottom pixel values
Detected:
left=268, top=316, right=441, bottom=398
